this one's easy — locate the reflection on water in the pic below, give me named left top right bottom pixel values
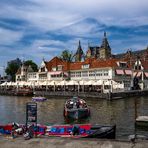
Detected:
left=0, top=95, right=148, bottom=139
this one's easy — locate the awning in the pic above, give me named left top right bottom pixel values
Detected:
left=145, top=72, right=148, bottom=77
left=125, top=70, right=132, bottom=75
left=49, top=71, right=68, bottom=76
left=63, top=72, right=68, bottom=76
left=116, top=69, right=124, bottom=75
left=136, top=72, right=142, bottom=77
left=49, top=71, right=62, bottom=75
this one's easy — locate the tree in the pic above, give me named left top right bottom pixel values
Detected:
left=24, top=60, right=38, bottom=72
left=59, top=50, right=73, bottom=62
left=5, top=63, right=20, bottom=81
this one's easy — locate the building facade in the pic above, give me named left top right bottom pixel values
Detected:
left=15, top=33, right=148, bottom=91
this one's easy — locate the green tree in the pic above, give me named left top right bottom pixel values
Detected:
left=59, top=50, right=73, bottom=62
left=24, top=60, right=38, bottom=72
left=5, top=63, right=20, bottom=81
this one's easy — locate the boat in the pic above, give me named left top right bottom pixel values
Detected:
left=32, top=96, right=47, bottom=102
left=44, top=124, right=116, bottom=139
left=13, top=88, right=33, bottom=96
left=63, top=97, right=90, bottom=120
left=0, top=123, right=116, bottom=139
left=135, top=116, right=148, bottom=127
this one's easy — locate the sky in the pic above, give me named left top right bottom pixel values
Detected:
left=0, top=0, right=148, bottom=75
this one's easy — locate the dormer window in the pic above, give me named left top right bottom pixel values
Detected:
left=57, top=65, right=62, bottom=71
left=134, top=60, right=143, bottom=70
left=134, top=65, right=141, bottom=70
left=117, top=62, right=127, bottom=68
left=52, top=67, right=56, bottom=71
left=82, top=64, right=90, bottom=69
left=41, top=67, right=45, bottom=72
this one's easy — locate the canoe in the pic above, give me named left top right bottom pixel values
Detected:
left=32, top=96, right=47, bottom=102
left=43, top=124, right=116, bottom=139
left=64, top=97, right=90, bottom=120
left=0, top=123, right=116, bottom=139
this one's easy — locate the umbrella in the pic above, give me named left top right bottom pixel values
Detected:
left=66, top=80, right=79, bottom=85
left=93, top=80, right=103, bottom=85
left=84, top=80, right=95, bottom=85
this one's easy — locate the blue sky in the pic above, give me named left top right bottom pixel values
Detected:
left=0, top=0, right=148, bottom=75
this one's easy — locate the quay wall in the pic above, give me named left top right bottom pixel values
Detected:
left=0, top=137, right=148, bottom=148
left=0, top=89, right=148, bottom=100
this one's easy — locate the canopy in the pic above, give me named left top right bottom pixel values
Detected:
left=57, top=80, right=66, bottom=86
left=66, top=80, right=79, bottom=85
left=92, top=80, right=103, bottom=85
left=84, top=80, right=95, bottom=85
left=1, top=82, right=7, bottom=86
left=79, top=80, right=87, bottom=85
left=47, top=81, right=57, bottom=86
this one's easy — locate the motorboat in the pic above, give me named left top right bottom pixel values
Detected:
left=63, top=97, right=90, bottom=120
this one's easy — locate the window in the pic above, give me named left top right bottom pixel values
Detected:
left=96, top=70, right=103, bottom=76
left=82, top=71, right=88, bottom=77
left=41, top=67, right=45, bottom=72
left=118, top=62, right=127, bottom=68
left=52, top=67, right=57, bottom=71
left=89, top=71, right=95, bottom=77
left=103, top=70, right=109, bottom=76
left=76, top=72, right=81, bottom=77
left=82, top=64, right=90, bottom=69
left=134, top=65, right=141, bottom=70
left=57, top=65, right=62, bottom=71
left=70, top=72, right=75, bottom=77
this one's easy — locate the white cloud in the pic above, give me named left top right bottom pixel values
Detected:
left=0, top=28, right=23, bottom=45
left=1, top=0, right=148, bottom=32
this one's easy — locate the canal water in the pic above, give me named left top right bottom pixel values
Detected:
left=0, top=95, right=148, bottom=140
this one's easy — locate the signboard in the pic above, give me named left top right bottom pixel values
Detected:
left=26, top=102, right=37, bottom=126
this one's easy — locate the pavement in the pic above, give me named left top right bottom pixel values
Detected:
left=0, top=136, right=148, bottom=148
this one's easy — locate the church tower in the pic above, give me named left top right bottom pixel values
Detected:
left=99, top=32, right=112, bottom=59
left=74, top=40, right=85, bottom=62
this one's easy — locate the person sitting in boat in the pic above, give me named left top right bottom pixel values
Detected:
left=76, top=100, right=80, bottom=108
left=69, top=101, right=74, bottom=109
left=71, top=125, right=79, bottom=135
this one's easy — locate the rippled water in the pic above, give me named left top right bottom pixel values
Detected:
left=0, top=95, right=148, bottom=139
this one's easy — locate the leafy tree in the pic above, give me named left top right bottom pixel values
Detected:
left=5, top=63, right=20, bottom=81
left=59, top=50, right=73, bottom=62
left=24, top=60, right=38, bottom=72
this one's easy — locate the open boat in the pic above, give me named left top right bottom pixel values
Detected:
left=135, top=116, right=148, bottom=127
left=0, top=123, right=116, bottom=139
left=64, top=97, right=90, bottom=120
left=32, top=96, right=47, bottom=102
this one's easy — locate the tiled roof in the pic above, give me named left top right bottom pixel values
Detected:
left=141, top=60, right=148, bottom=70
left=44, top=56, right=130, bottom=71
left=45, top=57, right=70, bottom=71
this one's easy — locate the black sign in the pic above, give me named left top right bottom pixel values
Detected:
left=26, top=102, right=37, bottom=125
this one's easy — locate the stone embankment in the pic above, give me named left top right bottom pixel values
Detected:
left=1, top=89, right=148, bottom=100
left=0, top=136, right=148, bottom=148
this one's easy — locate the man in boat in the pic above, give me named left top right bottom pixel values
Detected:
left=71, top=125, right=79, bottom=135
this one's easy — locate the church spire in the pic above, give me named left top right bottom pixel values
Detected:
left=74, top=40, right=85, bottom=62
left=101, top=31, right=111, bottom=50
left=104, top=31, right=106, bottom=38
left=99, top=32, right=112, bottom=59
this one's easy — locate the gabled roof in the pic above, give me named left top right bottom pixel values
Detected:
left=16, top=67, right=21, bottom=75
left=44, top=57, right=70, bottom=71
